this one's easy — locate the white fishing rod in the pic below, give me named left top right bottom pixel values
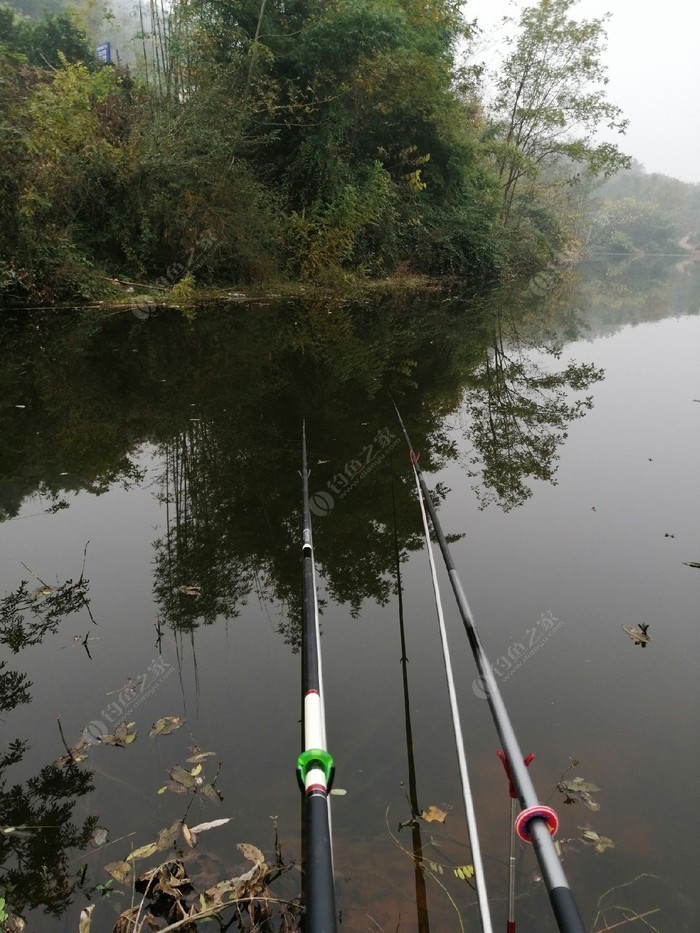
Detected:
left=395, top=403, right=585, bottom=933
left=298, top=422, right=337, bottom=932
left=408, top=440, right=494, bottom=933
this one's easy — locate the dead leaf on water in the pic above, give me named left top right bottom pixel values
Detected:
left=558, top=776, right=601, bottom=811
left=420, top=805, right=447, bottom=824
left=104, top=860, right=132, bottom=884
left=622, top=624, right=652, bottom=646
left=167, top=765, right=198, bottom=794
left=155, top=819, right=181, bottom=851
left=90, top=826, right=108, bottom=847
left=149, top=716, right=184, bottom=737
left=100, top=722, right=137, bottom=746
left=185, top=818, right=230, bottom=837
left=126, top=842, right=159, bottom=862
left=178, top=584, right=201, bottom=597
left=182, top=822, right=197, bottom=848
left=186, top=751, right=216, bottom=764
left=579, top=827, right=614, bottom=853
left=78, top=905, right=94, bottom=933
left=238, top=842, right=265, bottom=865
left=55, top=727, right=92, bottom=767
left=201, top=783, right=223, bottom=805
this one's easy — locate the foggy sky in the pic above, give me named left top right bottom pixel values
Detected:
left=468, top=0, right=700, bottom=185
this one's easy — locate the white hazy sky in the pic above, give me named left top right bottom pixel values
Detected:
left=467, top=0, right=700, bottom=184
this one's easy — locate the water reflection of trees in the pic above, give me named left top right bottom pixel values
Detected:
left=0, top=576, right=98, bottom=921
left=153, top=425, right=261, bottom=632
left=1, top=289, right=608, bottom=639
left=463, top=309, right=604, bottom=510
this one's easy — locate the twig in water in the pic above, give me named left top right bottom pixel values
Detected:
left=593, top=908, right=661, bottom=932
left=384, top=806, right=466, bottom=933
left=56, top=717, right=75, bottom=762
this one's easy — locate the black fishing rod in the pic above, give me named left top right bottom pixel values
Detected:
left=298, top=423, right=337, bottom=933
left=390, top=459, right=430, bottom=933
left=394, top=404, right=585, bottom=933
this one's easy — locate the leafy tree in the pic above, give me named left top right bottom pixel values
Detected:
left=488, top=0, right=630, bottom=224
left=17, top=11, right=93, bottom=67
left=0, top=8, right=93, bottom=67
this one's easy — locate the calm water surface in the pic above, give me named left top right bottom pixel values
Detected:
left=1, top=259, right=699, bottom=931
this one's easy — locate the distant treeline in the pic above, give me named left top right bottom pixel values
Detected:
left=0, top=0, right=696, bottom=302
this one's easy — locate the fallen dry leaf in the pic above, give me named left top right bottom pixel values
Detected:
left=126, top=842, right=158, bottom=862
left=189, top=818, right=231, bottom=835
left=149, top=716, right=184, bottom=737
left=104, top=860, right=131, bottom=884
left=78, top=905, right=94, bottom=933
left=420, top=805, right=447, bottom=824
left=155, top=819, right=182, bottom=852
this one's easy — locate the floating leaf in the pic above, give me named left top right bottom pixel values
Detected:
left=330, top=788, right=347, bottom=796
left=157, top=786, right=168, bottom=795
left=190, top=763, right=203, bottom=777
left=454, top=865, right=474, bottom=881
left=78, top=905, right=94, bottom=933
left=186, top=751, right=216, bottom=764
left=238, top=843, right=265, bottom=865
left=182, top=822, right=197, bottom=848
left=178, top=585, right=201, bottom=597
left=558, top=775, right=601, bottom=811
left=189, top=818, right=231, bottom=835
left=55, top=727, right=93, bottom=767
left=567, top=777, right=599, bottom=793
left=167, top=765, right=198, bottom=793
left=126, top=842, right=158, bottom=862
left=579, top=827, right=614, bottom=853
left=100, top=722, right=137, bottom=746
left=105, top=861, right=132, bottom=884
left=201, top=783, right=223, bottom=805
left=420, top=805, right=447, bottom=824
left=90, top=826, right=109, bottom=848
left=622, top=624, right=652, bottom=645
left=155, top=820, right=181, bottom=851
left=149, top=716, right=184, bottom=737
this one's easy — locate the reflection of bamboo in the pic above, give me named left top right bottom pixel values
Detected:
left=391, top=460, right=430, bottom=932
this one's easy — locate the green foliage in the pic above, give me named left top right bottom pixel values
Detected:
left=288, top=162, right=395, bottom=280
left=0, top=8, right=92, bottom=67
left=487, top=0, right=630, bottom=228
left=0, top=0, right=648, bottom=298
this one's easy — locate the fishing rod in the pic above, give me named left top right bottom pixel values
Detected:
left=298, top=423, right=337, bottom=932
left=394, top=404, right=585, bottom=933
left=390, top=458, right=430, bottom=933
left=407, top=437, right=494, bottom=933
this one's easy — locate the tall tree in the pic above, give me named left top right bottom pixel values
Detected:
left=489, top=0, right=629, bottom=223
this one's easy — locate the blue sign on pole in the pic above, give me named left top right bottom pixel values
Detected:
left=96, top=42, right=111, bottom=64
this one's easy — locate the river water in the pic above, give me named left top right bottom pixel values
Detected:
left=1, top=257, right=699, bottom=931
